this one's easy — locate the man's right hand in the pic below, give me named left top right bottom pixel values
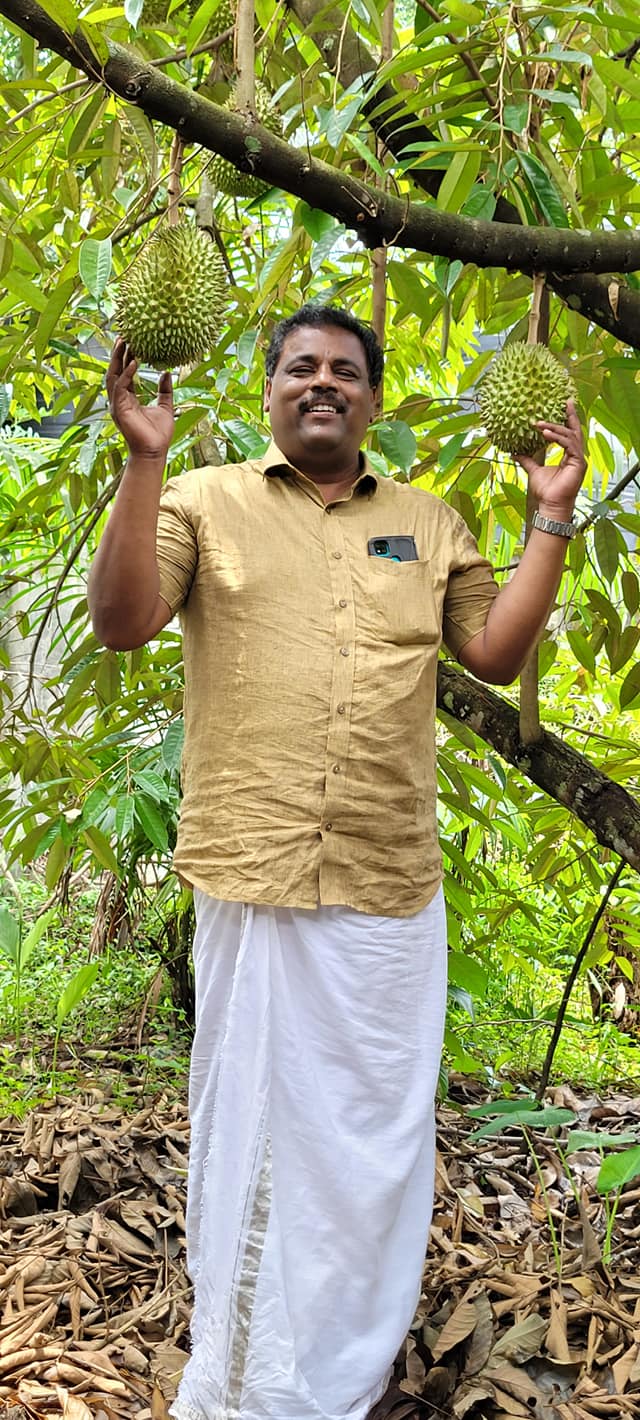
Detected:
left=107, top=337, right=175, bottom=461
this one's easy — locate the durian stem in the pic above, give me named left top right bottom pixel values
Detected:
left=234, top=0, right=255, bottom=111
left=167, top=135, right=184, bottom=226
left=519, top=274, right=549, bottom=746
left=527, top=271, right=546, bottom=344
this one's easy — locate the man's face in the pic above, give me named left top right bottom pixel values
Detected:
left=264, top=325, right=377, bottom=470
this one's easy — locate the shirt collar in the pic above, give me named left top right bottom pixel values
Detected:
left=255, top=441, right=378, bottom=497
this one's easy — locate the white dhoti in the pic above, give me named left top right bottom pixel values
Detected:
left=172, top=890, right=447, bottom=1420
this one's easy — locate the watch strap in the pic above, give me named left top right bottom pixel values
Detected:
left=531, top=510, right=577, bottom=540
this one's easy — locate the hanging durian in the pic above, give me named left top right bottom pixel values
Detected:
left=209, top=80, right=283, bottom=199
left=478, top=343, right=576, bottom=456
left=212, top=0, right=235, bottom=59
left=115, top=222, right=227, bottom=369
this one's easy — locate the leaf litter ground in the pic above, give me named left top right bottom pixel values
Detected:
left=1, top=1080, right=640, bottom=1419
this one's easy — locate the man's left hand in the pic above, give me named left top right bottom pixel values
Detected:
left=517, top=399, right=587, bottom=518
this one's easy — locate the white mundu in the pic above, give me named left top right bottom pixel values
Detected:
left=172, top=890, right=447, bottom=1420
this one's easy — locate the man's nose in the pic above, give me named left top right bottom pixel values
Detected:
left=311, top=363, right=338, bottom=387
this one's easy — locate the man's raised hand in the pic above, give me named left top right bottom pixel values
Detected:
left=517, top=399, right=587, bottom=520
left=106, top=337, right=174, bottom=462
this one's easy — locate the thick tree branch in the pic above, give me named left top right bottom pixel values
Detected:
left=436, top=665, right=640, bottom=876
left=4, top=0, right=640, bottom=280
left=286, top=0, right=640, bottom=349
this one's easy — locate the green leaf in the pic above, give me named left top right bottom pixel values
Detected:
left=34, top=278, right=76, bottom=364
left=622, top=570, right=639, bottom=616
left=0, top=907, right=20, bottom=964
left=448, top=950, right=488, bottom=998
left=237, top=327, right=258, bottom=370
left=325, top=97, right=362, bottom=147
left=222, top=420, right=270, bottom=459
left=115, top=794, right=135, bottom=840
left=567, top=1129, right=639, bottom=1154
left=134, top=768, right=170, bottom=802
left=79, top=237, right=113, bottom=302
left=619, top=661, right=640, bottom=710
left=310, top=224, right=346, bottom=276
left=45, top=834, right=68, bottom=891
left=436, top=147, right=481, bottom=213
left=516, top=152, right=569, bottom=228
left=55, top=961, right=100, bottom=1030
left=134, top=794, right=169, bottom=853
left=162, top=719, right=185, bottom=771
left=374, top=420, right=417, bottom=474
left=35, top=0, right=80, bottom=33
left=82, top=826, right=119, bottom=874
left=593, top=517, right=619, bottom=585
left=298, top=205, right=337, bottom=243
left=20, top=908, right=56, bottom=971
left=469, top=1106, right=576, bottom=1140
left=597, top=1144, right=640, bottom=1195
left=566, top=628, right=596, bottom=677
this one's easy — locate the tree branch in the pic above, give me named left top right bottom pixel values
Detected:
left=4, top=0, right=640, bottom=280
left=436, top=664, right=640, bottom=876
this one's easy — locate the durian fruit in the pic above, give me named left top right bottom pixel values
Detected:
left=478, top=343, right=576, bottom=456
left=115, top=222, right=227, bottom=369
left=209, top=80, right=283, bottom=199
left=212, top=0, right=235, bottom=58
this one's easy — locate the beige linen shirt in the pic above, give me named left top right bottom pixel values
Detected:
left=155, top=443, right=499, bottom=915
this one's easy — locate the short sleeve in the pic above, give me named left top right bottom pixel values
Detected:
left=156, top=474, right=199, bottom=615
left=442, top=512, right=499, bottom=657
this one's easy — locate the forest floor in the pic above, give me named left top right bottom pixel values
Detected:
left=1, top=1072, right=640, bottom=1420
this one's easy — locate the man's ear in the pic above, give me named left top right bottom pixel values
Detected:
left=264, top=378, right=272, bottom=413
left=370, top=386, right=381, bottom=420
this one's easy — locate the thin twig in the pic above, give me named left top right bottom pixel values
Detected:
left=535, top=859, right=625, bottom=1101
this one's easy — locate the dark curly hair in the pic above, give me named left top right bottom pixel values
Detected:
left=265, top=304, right=384, bottom=389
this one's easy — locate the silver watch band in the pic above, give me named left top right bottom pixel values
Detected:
left=531, top=510, right=576, bottom=540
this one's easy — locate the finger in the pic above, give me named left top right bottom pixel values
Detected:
left=157, top=370, right=173, bottom=405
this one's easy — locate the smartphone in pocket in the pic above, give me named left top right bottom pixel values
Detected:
left=367, top=536, right=419, bottom=562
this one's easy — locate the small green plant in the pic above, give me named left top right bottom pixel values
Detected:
left=0, top=903, right=55, bottom=1044
left=51, top=961, right=101, bottom=1086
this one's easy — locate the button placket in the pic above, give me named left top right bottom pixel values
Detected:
left=320, top=510, right=355, bottom=848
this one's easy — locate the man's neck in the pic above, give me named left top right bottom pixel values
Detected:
left=283, top=452, right=362, bottom=504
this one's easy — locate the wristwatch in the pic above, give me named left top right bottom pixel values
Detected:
left=531, top=510, right=577, bottom=540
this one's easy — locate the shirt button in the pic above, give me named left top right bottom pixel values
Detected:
left=340, top=646, right=349, bottom=657
left=332, top=765, right=341, bottom=774
left=338, top=598, right=348, bottom=608
left=337, top=703, right=346, bottom=714
left=325, top=822, right=333, bottom=831
left=332, top=551, right=342, bottom=560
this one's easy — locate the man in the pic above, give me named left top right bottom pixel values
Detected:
left=88, top=304, right=586, bottom=1420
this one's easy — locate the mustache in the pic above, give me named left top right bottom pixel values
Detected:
left=299, top=395, right=345, bottom=414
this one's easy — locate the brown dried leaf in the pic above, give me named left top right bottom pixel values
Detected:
left=431, top=1299, right=479, bottom=1361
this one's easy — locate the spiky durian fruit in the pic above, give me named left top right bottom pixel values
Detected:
left=115, top=223, right=227, bottom=369
left=212, top=0, right=235, bottom=57
left=478, top=344, right=576, bottom=456
left=209, top=80, right=283, bottom=199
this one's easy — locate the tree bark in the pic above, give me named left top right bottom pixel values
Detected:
left=437, top=665, right=640, bottom=875
left=4, top=0, right=640, bottom=286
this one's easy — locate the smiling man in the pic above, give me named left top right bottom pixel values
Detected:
left=88, top=303, right=586, bottom=1420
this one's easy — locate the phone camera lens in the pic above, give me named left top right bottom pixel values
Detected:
left=374, top=539, right=389, bottom=555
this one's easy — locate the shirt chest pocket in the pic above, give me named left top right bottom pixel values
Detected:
left=360, top=557, right=440, bottom=646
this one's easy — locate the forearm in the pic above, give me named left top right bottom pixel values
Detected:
left=88, top=454, right=167, bottom=648
left=460, top=508, right=574, bottom=684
